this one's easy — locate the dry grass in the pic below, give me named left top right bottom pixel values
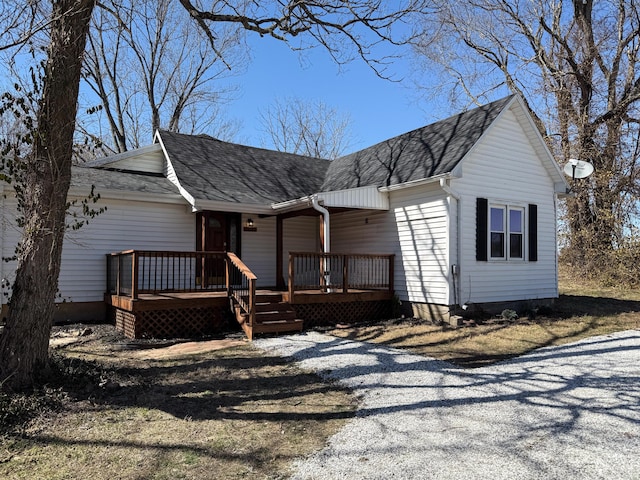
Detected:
left=0, top=330, right=356, bottom=480
left=329, top=271, right=640, bottom=367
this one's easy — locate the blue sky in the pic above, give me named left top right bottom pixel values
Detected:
left=226, top=35, right=445, bottom=154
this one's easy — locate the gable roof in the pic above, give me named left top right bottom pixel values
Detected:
left=77, top=94, right=565, bottom=209
left=322, top=95, right=515, bottom=191
left=156, top=130, right=330, bottom=205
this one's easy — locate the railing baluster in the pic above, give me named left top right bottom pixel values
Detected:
left=287, top=252, right=393, bottom=294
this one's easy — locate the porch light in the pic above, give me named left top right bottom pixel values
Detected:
left=246, top=218, right=254, bottom=228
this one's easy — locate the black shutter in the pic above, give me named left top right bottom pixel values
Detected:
left=476, top=197, right=488, bottom=261
left=528, top=204, right=538, bottom=262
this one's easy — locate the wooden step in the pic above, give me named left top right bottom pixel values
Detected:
left=255, top=291, right=284, bottom=303
left=254, top=310, right=298, bottom=323
left=252, top=318, right=303, bottom=334
left=255, top=301, right=293, bottom=313
left=233, top=296, right=303, bottom=340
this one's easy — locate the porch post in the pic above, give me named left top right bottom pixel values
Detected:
left=131, top=251, right=139, bottom=300
left=276, top=214, right=285, bottom=289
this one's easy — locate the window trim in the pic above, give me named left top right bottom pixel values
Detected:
left=488, top=203, right=526, bottom=262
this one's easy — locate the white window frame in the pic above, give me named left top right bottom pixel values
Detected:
left=489, top=203, right=526, bottom=261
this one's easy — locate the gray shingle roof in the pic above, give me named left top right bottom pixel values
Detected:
left=71, top=165, right=181, bottom=195
left=80, top=96, right=514, bottom=204
left=158, top=131, right=330, bottom=204
left=321, top=95, right=514, bottom=191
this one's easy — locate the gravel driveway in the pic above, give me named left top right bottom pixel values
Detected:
left=255, top=330, right=640, bottom=480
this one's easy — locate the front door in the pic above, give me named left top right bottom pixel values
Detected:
left=196, top=212, right=228, bottom=287
left=201, top=212, right=227, bottom=251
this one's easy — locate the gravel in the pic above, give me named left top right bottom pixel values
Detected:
left=255, top=329, right=640, bottom=480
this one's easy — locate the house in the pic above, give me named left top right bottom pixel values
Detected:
left=0, top=95, right=568, bottom=339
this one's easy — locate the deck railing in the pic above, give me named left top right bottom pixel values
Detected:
left=106, top=250, right=227, bottom=298
left=226, top=252, right=256, bottom=327
left=288, top=252, right=394, bottom=298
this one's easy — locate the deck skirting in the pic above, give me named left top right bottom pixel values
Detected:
left=108, top=290, right=394, bottom=339
left=110, top=297, right=231, bottom=339
left=293, top=299, right=393, bottom=327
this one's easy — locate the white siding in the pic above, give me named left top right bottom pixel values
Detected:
left=332, top=182, right=451, bottom=305
left=452, top=106, right=559, bottom=304
left=282, top=216, right=319, bottom=283
left=106, top=155, right=164, bottom=174
left=0, top=194, right=195, bottom=304
left=318, top=186, right=389, bottom=210
left=60, top=197, right=195, bottom=302
left=240, top=214, right=277, bottom=286
left=239, top=214, right=318, bottom=286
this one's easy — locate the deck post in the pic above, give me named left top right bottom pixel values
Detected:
left=288, top=253, right=295, bottom=301
left=200, top=253, right=206, bottom=289
left=131, top=251, right=139, bottom=300
left=388, top=254, right=395, bottom=293
left=342, top=254, right=348, bottom=293
left=225, top=254, right=231, bottom=297
left=248, top=277, right=256, bottom=329
left=116, top=254, right=121, bottom=296
left=276, top=215, right=285, bottom=289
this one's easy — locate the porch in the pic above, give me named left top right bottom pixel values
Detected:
left=105, top=250, right=395, bottom=340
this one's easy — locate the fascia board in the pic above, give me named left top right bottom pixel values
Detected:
left=66, top=186, right=187, bottom=205
left=192, top=199, right=275, bottom=215
left=154, top=131, right=197, bottom=208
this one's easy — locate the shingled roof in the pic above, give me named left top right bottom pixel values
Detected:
left=79, top=96, right=518, bottom=206
left=157, top=130, right=330, bottom=204
left=72, top=165, right=181, bottom=196
left=321, top=95, right=514, bottom=191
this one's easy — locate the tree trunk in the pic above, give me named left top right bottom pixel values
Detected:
left=0, top=0, right=96, bottom=391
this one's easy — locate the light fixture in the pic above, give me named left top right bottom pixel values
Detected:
left=246, top=218, right=254, bottom=228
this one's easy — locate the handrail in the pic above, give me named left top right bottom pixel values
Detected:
left=289, top=252, right=394, bottom=295
left=226, top=252, right=256, bottom=329
left=106, top=250, right=227, bottom=299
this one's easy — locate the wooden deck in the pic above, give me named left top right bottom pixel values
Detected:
left=106, top=250, right=395, bottom=339
left=106, top=290, right=229, bottom=312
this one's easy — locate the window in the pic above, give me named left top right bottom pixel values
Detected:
left=509, top=208, right=524, bottom=258
left=489, top=205, right=524, bottom=260
left=476, top=198, right=537, bottom=262
left=490, top=207, right=505, bottom=258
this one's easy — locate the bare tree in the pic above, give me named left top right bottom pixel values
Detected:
left=0, top=0, right=429, bottom=390
left=414, top=0, right=640, bottom=276
left=259, top=97, right=353, bottom=159
left=81, top=0, right=242, bottom=154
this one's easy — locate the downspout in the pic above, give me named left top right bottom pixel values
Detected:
left=310, top=195, right=330, bottom=253
left=439, top=178, right=462, bottom=308
left=310, top=195, right=331, bottom=289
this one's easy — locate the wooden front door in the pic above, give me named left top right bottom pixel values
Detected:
left=201, top=212, right=227, bottom=251
left=196, top=212, right=227, bottom=287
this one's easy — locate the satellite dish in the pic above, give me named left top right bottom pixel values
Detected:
left=563, top=158, right=594, bottom=180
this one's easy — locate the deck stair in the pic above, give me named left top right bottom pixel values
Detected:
left=234, top=291, right=303, bottom=340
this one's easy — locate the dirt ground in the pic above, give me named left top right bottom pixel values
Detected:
left=50, top=324, right=248, bottom=359
left=0, top=324, right=357, bottom=480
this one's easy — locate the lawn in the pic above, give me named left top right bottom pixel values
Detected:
left=0, top=330, right=357, bottom=480
left=329, top=270, right=640, bottom=367
left=1, top=272, right=639, bottom=479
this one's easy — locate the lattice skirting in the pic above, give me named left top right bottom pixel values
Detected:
left=113, top=306, right=230, bottom=339
left=293, top=300, right=392, bottom=328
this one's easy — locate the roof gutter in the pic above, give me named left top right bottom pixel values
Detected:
left=270, top=196, right=311, bottom=213
left=378, top=173, right=454, bottom=192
